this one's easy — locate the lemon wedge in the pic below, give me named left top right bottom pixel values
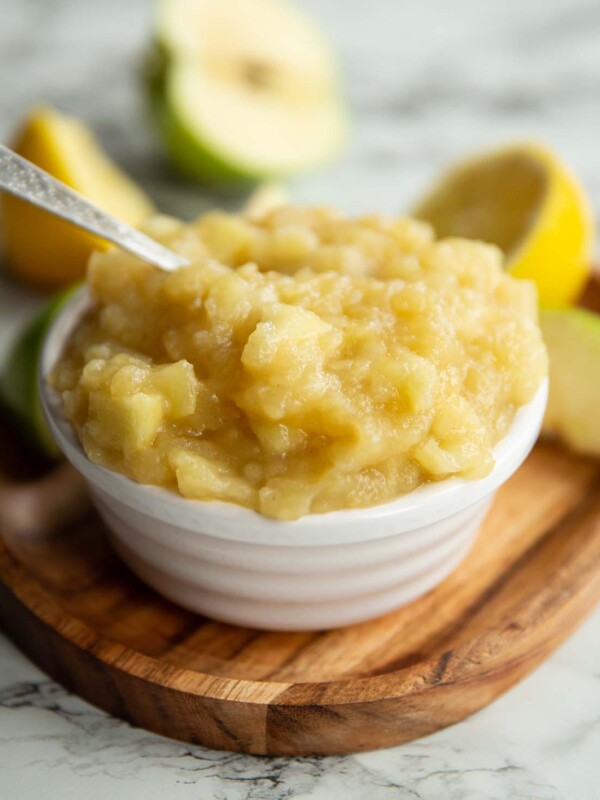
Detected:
left=413, top=143, right=595, bottom=306
left=1, top=106, right=154, bottom=289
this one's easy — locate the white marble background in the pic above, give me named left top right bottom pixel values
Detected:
left=1, top=0, right=600, bottom=797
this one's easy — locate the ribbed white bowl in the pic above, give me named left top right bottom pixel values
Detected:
left=40, top=288, right=548, bottom=630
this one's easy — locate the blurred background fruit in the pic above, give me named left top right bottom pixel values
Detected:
left=0, top=286, right=76, bottom=458
left=413, top=142, right=594, bottom=307
left=540, top=305, right=600, bottom=455
left=1, top=106, right=154, bottom=290
left=242, top=182, right=288, bottom=219
left=146, top=0, right=347, bottom=184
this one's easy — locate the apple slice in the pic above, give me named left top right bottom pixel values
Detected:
left=149, top=0, right=347, bottom=183
left=541, top=308, right=600, bottom=455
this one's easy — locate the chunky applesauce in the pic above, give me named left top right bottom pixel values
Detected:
left=51, top=207, right=547, bottom=520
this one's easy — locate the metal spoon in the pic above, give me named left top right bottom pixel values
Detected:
left=0, top=143, right=188, bottom=272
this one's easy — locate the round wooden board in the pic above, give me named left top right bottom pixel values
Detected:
left=1, top=430, right=599, bottom=756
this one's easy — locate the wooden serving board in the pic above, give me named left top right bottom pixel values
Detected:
left=1, top=423, right=599, bottom=756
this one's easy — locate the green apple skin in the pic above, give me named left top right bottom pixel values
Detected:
left=0, top=286, right=77, bottom=458
left=145, top=43, right=258, bottom=186
left=541, top=307, right=600, bottom=456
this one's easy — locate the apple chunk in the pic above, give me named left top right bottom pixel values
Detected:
left=87, top=392, right=165, bottom=452
left=147, top=361, right=198, bottom=418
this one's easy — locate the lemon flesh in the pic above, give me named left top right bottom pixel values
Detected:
left=414, top=143, right=594, bottom=306
left=541, top=307, right=600, bottom=455
left=150, top=0, right=347, bottom=183
left=1, top=106, right=154, bottom=289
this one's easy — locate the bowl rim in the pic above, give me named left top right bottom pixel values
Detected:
left=39, top=286, right=548, bottom=546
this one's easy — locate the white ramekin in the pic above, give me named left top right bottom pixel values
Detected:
left=40, top=288, right=548, bottom=630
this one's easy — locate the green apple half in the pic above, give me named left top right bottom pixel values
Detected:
left=541, top=307, right=600, bottom=456
left=0, top=287, right=76, bottom=458
left=148, top=0, right=348, bottom=184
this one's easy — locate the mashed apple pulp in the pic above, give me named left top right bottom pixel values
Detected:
left=51, top=207, right=547, bottom=520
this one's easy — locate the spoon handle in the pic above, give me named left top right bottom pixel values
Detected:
left=0, top=144, right=188, bottom=272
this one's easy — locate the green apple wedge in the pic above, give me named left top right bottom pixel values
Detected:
left=146, top=0, right=348, bottom=184
left=0, top=287, right=77, bottom=458
left=541, top=307, right=600, bottom=455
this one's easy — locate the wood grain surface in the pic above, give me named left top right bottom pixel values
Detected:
left=1, top=431, right=599, bottom=755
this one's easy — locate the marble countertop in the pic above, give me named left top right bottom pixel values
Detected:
left=1, top=0, right=599, bottom=797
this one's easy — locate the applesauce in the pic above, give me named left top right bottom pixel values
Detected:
left=50, top=206, right=547, bottom=520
